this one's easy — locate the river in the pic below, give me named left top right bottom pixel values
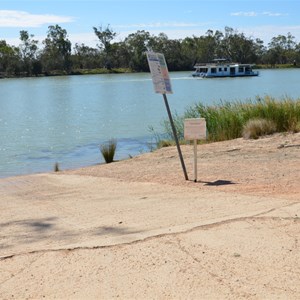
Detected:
left=0, top=69, right=299, bottom=178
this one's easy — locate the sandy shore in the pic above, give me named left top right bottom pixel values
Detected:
left=0, top=133, right=299, bottom=299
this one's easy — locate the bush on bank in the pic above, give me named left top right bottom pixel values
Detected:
left=159, top=96, right=300, bottom=144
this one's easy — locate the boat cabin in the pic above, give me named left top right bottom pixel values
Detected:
left=192, top=59, right=259, bottom=78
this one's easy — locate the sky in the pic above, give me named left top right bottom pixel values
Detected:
left=1, top=0, right=300, bottom=48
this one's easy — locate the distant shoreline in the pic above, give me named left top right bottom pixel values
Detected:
left=1, top=64, right=299, bottom=80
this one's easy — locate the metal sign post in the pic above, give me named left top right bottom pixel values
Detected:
left=193, top=139, right=197, bottom=182
left=162, top=94, right=188, bottom=180
left=146, top=51, right=188, bottom=181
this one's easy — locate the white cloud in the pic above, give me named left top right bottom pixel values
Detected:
left=262, top=11, right=288, bottom=17
left=231, top=11, right=258, bottom=17
left=115, top=22, right=209, bottom=29
left=231, top=11, right=288, bottom=18
left=0, top=10, right=74, bottom=28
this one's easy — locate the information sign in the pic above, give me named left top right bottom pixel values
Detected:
left=184, top=118, right=207, bottom=140
left=146, top=52, right=173, bottom=94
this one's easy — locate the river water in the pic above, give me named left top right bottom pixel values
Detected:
left=0, top=69, right=299, bottom=178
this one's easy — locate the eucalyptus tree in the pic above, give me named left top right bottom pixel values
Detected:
left=194, top=30, right=222, bottom=63
left=294, top=43, right=300, bottom=64
left=219, top=27, right=258, bottom=63
left=165, top=39, right=185, bottom=70
left=109, top=41, right=131, bottom=69
left=149, top=33, right=185, bottom=71
left=124, top=30, right=153, bottom=71
left=181, top=36, right=199, bottom=67
left=181, top=30, right=224, bottom=67
left=93, top=25, right=117, bottom=69
left=0, top=40, right=20, bottom=76
left=267, top=33, right=296, bottom=64
left=211, top=30, right=224, bottom=58
left=41, top=25, right=72, bottom=73
left=253, top=38, right=266, bottom=64
left=72, top=43, right=101, bottom=69
left=19, top=30, right=39, bottom=76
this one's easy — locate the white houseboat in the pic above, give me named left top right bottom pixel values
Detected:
left=192, top=59, right=259, bottom=78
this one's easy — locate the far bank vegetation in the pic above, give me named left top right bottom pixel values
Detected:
left=1, top=25, right=300, bottom=78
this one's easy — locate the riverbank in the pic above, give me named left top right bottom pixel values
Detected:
left=0, top=132, right=299, bottom=299
left=0, top=67, right=133, bottom=79
left=1, top=64, right=300, bottom=79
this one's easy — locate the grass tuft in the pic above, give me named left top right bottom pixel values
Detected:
left=100, top=139, right=117, bottom=163
left=54, top=162, right=60, bottom=172
left=242, top=118, right=276, bottom=139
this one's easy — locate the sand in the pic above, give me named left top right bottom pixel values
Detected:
left=0, top=132, right=299, bottom=299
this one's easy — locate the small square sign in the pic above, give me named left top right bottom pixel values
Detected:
left=184, top=118, right=206, bottom=140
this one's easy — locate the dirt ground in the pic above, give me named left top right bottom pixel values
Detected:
left=0, top=132, right=299, bottom=299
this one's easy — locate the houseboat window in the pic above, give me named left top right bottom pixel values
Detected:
left=219, top=68, right=222, bottom=72
left=224, top=68, right=227, bottom=71
left=211, top=68, right=216, bottom=73
left=238, top=67, right=244, bottom=73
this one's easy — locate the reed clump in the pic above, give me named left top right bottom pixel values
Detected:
left=54, top=162, right=60, bottom=172
left=100, top=139, right=117, bottom=163
left=242, top=118, right=277, bottom=139
left=160, top=96, right=300, bottom=143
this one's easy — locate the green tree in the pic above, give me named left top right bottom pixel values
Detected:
left=19, top=30, right=39, bottom=76
left=0, top=40, right=20, bottom=76
left=41, top=25, right=72, bottom=73
left=109, top=41, right=131, bottom=69
left=72, top=43, right=101, bottom=69
left=181, top=36, right=199, bottom=68
left=267, top=33, right=296, bottom=65
left=195, top=30, right=222, bottom=63
left=219, top=27, right=258, bottom=63
left=253, top=38, right=266, bottom=64
left=150, top=33, right=185, bottom=70
left=124, top=30, right=152, bottom=71
left=294, top=43, right=300, bottom=65
left=93, top=25, right=117, bottom=69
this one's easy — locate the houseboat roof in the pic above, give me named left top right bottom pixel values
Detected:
left=194, top=60, right=255, bottom=68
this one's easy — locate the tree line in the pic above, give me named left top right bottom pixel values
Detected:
left=1, top=25, right=300, bottom=78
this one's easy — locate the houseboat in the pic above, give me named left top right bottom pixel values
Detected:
left=192, top=59, right=259, bottom=78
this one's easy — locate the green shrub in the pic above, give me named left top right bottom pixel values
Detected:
left=186, top=101, right=244, bottom=141
left=54, top=162, right=60, bottom=172
left=100, top=139, right=117, bottom=163
left=159, top=96, right=300, bottom=143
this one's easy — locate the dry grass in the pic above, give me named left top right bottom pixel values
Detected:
left=243, top=118, right=277, bottom=139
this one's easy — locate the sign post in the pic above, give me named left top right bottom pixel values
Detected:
left=146, top=51, right=188, bottom=181
left=184, top=118, right=207, bottom=182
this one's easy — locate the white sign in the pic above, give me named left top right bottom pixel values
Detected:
left=146, top=52, right=173, bottom=94
left=184, top=118, right=207, bottom=140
